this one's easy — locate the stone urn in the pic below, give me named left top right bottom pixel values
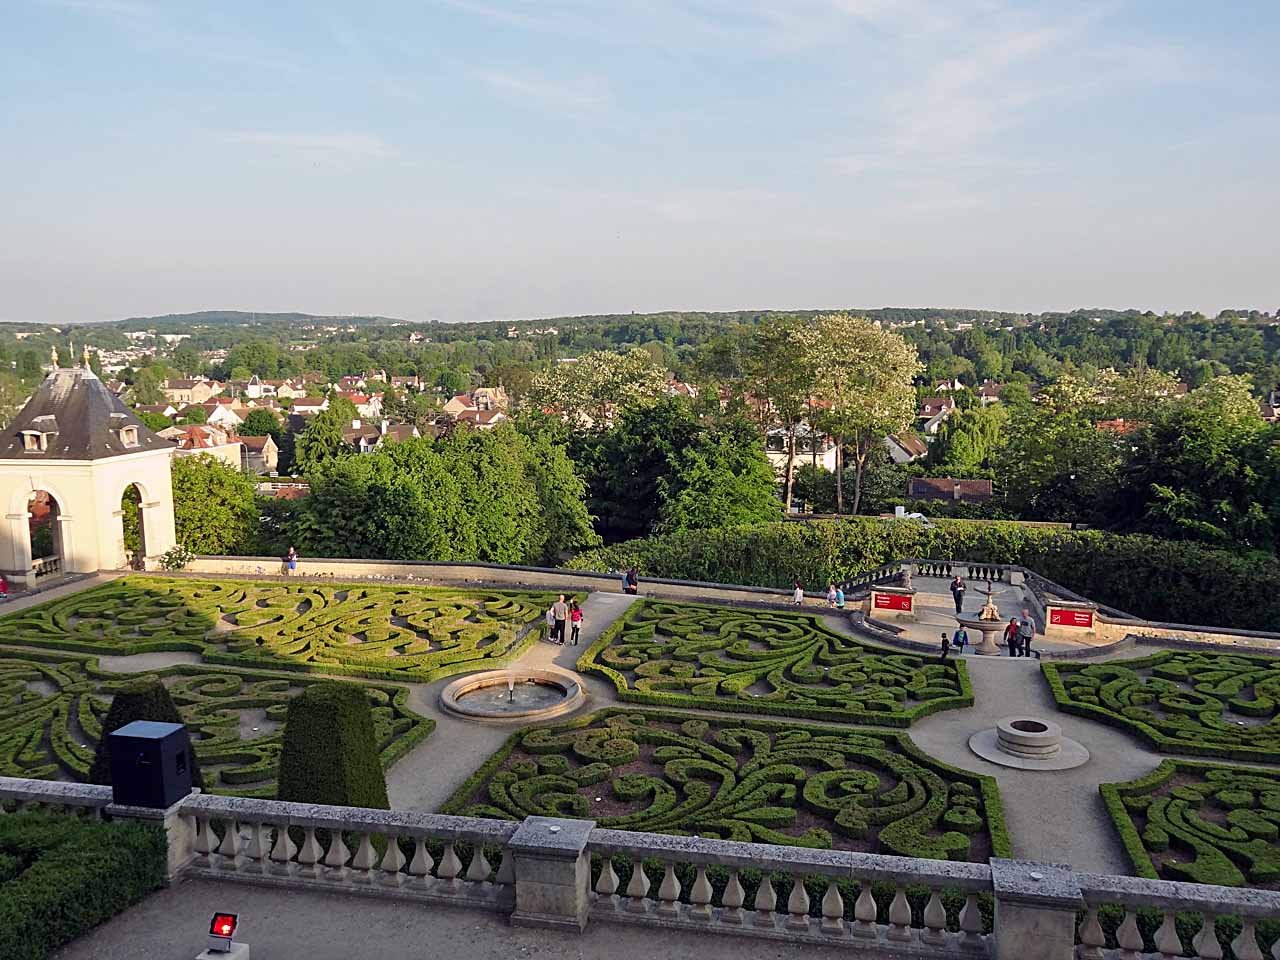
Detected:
left=956, top=584, right=1003, bottom=656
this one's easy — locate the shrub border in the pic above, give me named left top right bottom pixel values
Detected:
left=576, top=599, right=974, bottom=727
left=438, top=704, right=1013, bottom=860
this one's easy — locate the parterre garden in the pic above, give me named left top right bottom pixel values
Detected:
left=0, top=576, right=558, bottom=683
left=443, top=709, right=1010, bottom=861
left=577, top=599, right=970, bottom=725
left=1047, top=649, right=1280, bottom=890
left=0, top=648, right=433, bottom=797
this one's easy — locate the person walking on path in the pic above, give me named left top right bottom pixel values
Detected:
left=1004, top=617, right=1021, bottom=657
left=826, top=584, right=837, bottom=607
left=545, top=604, right=556, bottom=642
left=624, top=567, right=639, bottom=596
left=950, top=575, right=966, bottom=614
left=834, top=586, right=845, bottom=609
left=939, top=632, right=951, bottom=662
left=569, top=599, right=583, bottom=645
left=952, top=625, right=969, bottom=655
left=1019, top=612, right=1037, bottom=660
left=792, top=580, right=804, bottom=605
left=552, top=594, right=569, bottom=644
left=284, top=546, right=298, bottom=576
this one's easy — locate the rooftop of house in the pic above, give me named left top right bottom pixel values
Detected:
left=888, top=433, right=929, bottom=458
left=0, top=366, right=172, bottom=461
left=907, top=477, right=994, bottom=502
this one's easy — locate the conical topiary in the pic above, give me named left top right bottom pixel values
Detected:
left=276, top=681, right=389, bottom=809
left=88, top=676, right=204, bottom=789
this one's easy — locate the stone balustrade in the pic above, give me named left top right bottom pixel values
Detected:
left=3, top=777, right=1279, bottom=958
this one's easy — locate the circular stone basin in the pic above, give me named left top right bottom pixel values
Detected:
left=968, top=715, right=1090, bottom=771
left=440, top=668, right=584, bottom=721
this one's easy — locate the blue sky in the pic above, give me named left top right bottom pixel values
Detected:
left=3, top=0, right=1278, bottom=324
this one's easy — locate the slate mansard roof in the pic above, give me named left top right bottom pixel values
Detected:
left=0, top=366, right=173, bottom=460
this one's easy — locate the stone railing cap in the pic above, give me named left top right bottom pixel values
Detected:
left=510, top=816, right=596, bottom=857
left=990, top=858, right=1082, bottom=909
left=1077, top=871, right=1280, bottom=919
left=0, top=777, right=113, bottom=807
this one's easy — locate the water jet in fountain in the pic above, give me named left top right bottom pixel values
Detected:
left=440, top=667, right=584, bottom=721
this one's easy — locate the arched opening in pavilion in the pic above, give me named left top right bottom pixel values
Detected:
left=27, top=490, right=62, bottom=579
left=121, top=483, right=146, bottom=569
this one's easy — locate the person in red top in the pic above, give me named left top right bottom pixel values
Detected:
left=569, top=599, right=584, bottom=645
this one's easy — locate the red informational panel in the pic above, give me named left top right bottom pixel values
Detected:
left=1049, top=608, right=1094, bottom=628
left=873, top=592, right=913, bottom=612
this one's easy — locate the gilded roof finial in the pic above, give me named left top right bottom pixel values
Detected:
left=83, top=344, right=91, bottom=369
left=50, top=345, right=58, bottom=369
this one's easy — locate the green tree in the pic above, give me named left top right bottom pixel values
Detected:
left=276, top=682, right=388, bottom=809
left=171, top=345, right=201, bottom=376
left=928, top=403, right=1008, bottom=476
left=240, top=408, right=281, bottom=436
left=177, top=405, right=207, bottom=425
left=808, top=314, right=921, bottom=514
left=171, top=454, right=258, bottom=554
left=657, top=427, right=781, bottom=533
left=135, top=411, right=171, bottom=432
left=746, top=316, right=815, bottom=512
left=16, top=350, right=43, bottom=381
left=129, top=367, right=164, bottom=404
left=527, top=348, right=669, bottom=426
left=294, top=412, right=351, bottom=474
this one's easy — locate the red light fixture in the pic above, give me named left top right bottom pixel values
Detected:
left=206, top=913, right=239, bottom=953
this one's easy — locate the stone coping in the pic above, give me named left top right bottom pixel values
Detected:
left=0, top=776, right=112, bottom=807
left=439, top=667, right=586, bottom=722
left=180, top=793, right=518, bottom=843
left=1077, top=871, right=1280, bottom=919
left=990, top=859, right=1081, bottom=910
left=588, top=829, right=991, bottom=890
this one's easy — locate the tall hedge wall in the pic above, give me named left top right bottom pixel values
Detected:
left=276, top=681, right=390, bottom=809
left=567, top=519, right=1280, bottom=631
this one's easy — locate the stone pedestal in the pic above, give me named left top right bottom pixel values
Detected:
left=508, top=816, right=596, bottom=931
left=105, top=793, right=197, bottom=883
left=990, top=859, right=1083, bottom=960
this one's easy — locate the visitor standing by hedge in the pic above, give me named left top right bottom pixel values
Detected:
left=552, top=594, right=569, bottom=644
left=545, top=604, right=556, bottom=641
left=939, top=632, right=951, bottom=662
left=952, top=625, right=969, bottom=654
left=284, top=545, right=298, bottom=576
left=569, top=599, right=583, bottom=645
left=826, top=583, right=837, bottom=606
left=950, top=575, right=966, bottom=614
left=792, top=580, right=804, bottom=605
left=624, top=567, right=639, bottom=595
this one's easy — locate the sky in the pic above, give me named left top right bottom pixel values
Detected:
left=2, top=1, right=1278, bottom=325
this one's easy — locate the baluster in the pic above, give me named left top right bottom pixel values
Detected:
left=1193, top=915, right=1223, bottom=960
left=1116, top=909, right=1144, bottom=960
left=379, top=833, right=405, bottom=886
left=323, top=830, right=351, bottom=881
left=921, top=888, right=946, bottom=946
left=852, top=883, right=878, bottom=939
left=1230, top=918, right=1264, bottom=960
left=350, top=833, right=377, bottom=884
left=959, top=892, right=983, bottom=949
left=595, top=856, right=620, bottom=907
left=242, top=821, right=269, bottom=873
left=192, top=816, right=213, bottom=865
left=1077, top=905, right=1105, bottom=960
left=688, top=866, right=712, bottom=922
left=887, top=883, right=912, bottom=942
left=466, top=845, right=492, bottom=884
left=721, top=871, right=746, bottom=925
left=296, top=826, right=324, bottom=879
left=268, top=821, right=296, bottom=876
left=656, top=862, right=681, bottom=918
left=820, top=879, right=845, bottom=935
left=786, top=875, right=810, bottom=931
left=1155, top=909, right=1182, bottom=959
left=407, top=837, right=434, bottom=887
left=623, top=857, right=650, bottom=914
left=495, top=849, right=515, bottom=886
left=438, top=842, right=463, bottom=892
left=752, top=874, right=777, bottom=928
left=215, top=818, right=241, bottom=870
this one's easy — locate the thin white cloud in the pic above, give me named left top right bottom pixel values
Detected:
left=479, top=68, right=609, bottom=110
left=220, top=131, right=400, bottom=161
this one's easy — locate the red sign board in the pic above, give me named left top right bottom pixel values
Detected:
left=1050, top=608, right=1094, bottom=628
left=873, top=592, right=913, bottom=612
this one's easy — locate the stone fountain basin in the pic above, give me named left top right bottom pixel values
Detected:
left=439, top=667, right=585, bottom=722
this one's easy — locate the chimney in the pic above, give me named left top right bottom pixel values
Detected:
left=352, top=418, right=361, bottom=430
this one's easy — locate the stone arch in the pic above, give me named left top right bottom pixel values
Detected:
left=4, top=483, right=72, bottom=583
